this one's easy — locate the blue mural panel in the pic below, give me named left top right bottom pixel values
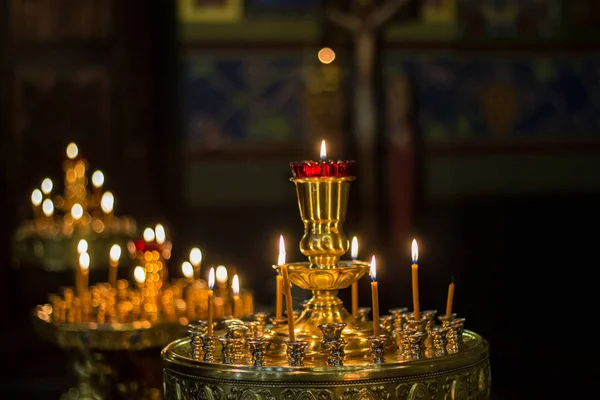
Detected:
left=182, top=52, right=311, bottom=150
left=386, top=54, right=600, bottom=140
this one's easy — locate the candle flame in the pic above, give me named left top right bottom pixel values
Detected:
left=208, top=267, right=215, bottom=290
left=278, top=235, right=286, bottom=265
left=143, top=227, right=155, bottom=242
left=41, top=178, right=53, bottom=195
left=232, top=274, right=240, bottom=297
left=370, top=255, right=377, bottom=281
left=71, top=203, right=83, bottom=220
left=320, top=140, right=327, bottom=160
left=189, top=247, right=202, bottom=267
left=100, top=192, right=114, bottom=214
left=79, top=252, right=90, bottom=270
left=91, top=170, right=104, bottom=188
left=155, top=224, right=166, bottom=244
left=317, top=47, right=336, bottom=64
left=66, top=142, right=78, bottom=159
left=411, top=239, right=418, bottom=263
left=42, top=199, right=54, bottom=216
left=109, top=244, right=121, bottom=262
left=216, top=265, right=228, bottom=283
left=77, top=239, right=88, bottom=254
left=351, top=236, right=358, bottom=260
left=182, top=261, right=194, bottom=279
left=31, top=189, right=43, bottom=206
left=134, top=266, right=146, bottom=284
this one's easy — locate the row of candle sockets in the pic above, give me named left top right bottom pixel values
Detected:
left=28, top=142, right=132, bottom=237
left=272, top=236, right=456, bottom=342
left=187, top=309, right=466, bottom=367
left=40, top=226, right=253, bottom=325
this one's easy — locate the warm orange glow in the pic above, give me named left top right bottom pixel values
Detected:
left=66, top=142, right=78, bottom=159
left=77, top=239, right=88, bottom=254
left=41, top=178, right=53, bottom=195
left=71, top=203, right=83, bottom=220
left=143, top=227, right=155, bottom=242
left=155, top=224, right=166, bottom=244
left=189, top=247, right=202, bottom=267
left=182, top=261, right=194, bottom=279
left=31, top=189, right=43, bottom=206
left=91, top=170, right=104, bottom=188
left=318, top=47, right=336, bottom=64
left=100, top=192, right=114, bottom=214
left=74, top=161, right=86, bottom=178
left=42, top=199, right=54, bottom=216
left=134, top=266, right=146, bottom=284
left=351, top=236, right=358, bottom=260
left=109, top=244, right=121, bottom=262
left=232, top=274, right=240, bottom=297
left=208, top=267, right=215, bottom=290
left=79, top=252, right=90, bottom=270
left=278, top=235, right=286, bottom=265
left=370, top=255, right=377, bottom=281
left=411, top=239, right=419, bottom=263
left=216, top=265, right=228, bottom=283
left=320, top=139, right=327, bottom=160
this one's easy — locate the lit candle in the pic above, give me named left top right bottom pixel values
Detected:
left=143, top=227, right=155, bottom=242
left=232, top=274, right=242, bottom=318
left=182, top=261, right=194, bottom=283
left=134, top=266, right=146, bottom=290
left=411, top=239, right=420, bottom=321
left=77, top=239, right=88, bottom=254
left=351, top=236, right=359, bottom=318
left=155, top=224, right=166, bottom=245
left=31, top=189, right=43, bottom=215
left=276, top=235, right=285, bottom=320
left=370, top=255, right=380, bottom=336
left=109, top=244, right=121, bottom=288
left=71, top=203, right=83, bottom=221
left=78, top=252, right=90, bottom=298
left=101, top=192, right=114, bottom=229
left=280, top=262, right=295, bottom=341
left=320, top=139, right=327, bottom=160
left=207, top=267, right=215, bottom=335
left=41, top=178, right=53, bottom=196
left=42, top=198, right=54, bottom=218
left=445, top=276, right=455, bottom=318
left=216, top=265, right=228, bottom=296
left=91, top=170, right=104, bottom=190
left=189, top=247, right=202, bottom=280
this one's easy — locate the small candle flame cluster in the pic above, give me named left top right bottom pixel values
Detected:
left=26, top=142, right=136, bottom=238
left=37, top=225, right=254, bottom=327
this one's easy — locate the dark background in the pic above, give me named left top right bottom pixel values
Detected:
left=1, top=0, right=599, bottom=398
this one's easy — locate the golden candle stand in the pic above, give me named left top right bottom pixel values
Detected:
left=33, top=231, right=255, bottom=399
left=162, top=154, right=491, bottom=399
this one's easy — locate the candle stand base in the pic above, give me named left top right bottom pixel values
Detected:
left=33, top=312, right=185, bottom=399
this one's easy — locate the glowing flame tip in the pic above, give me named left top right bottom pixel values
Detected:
left=369, top=255, right=377, bottom=281
left=411, top=239, right=418, bottom=263
left=208, top=267, right=215, bottom=290
left=351, top=236, right=358, bottom=260
left=320, top=140, right=327, bottom=160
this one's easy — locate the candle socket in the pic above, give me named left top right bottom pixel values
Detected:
left=318, top=323, right=347, bottom=367
left=224, top=319, right=246, bottom=337
left=269, top=316, right=288, bottom=327
left=200, top=335, right=219, bottom=363
left=247, top=337, right=271, bottom=367
left=219, top=337, right=244, bottom=365
left=388, top=308, right=408, bottom=350
left=367, top=335, right=387, bottom=365
left=188, top=322, right=208, bottom=360
left=253, top=312, right=268, bottom=336
left=429, top=327, right=449, bottom=358
left=446, top=317, right=465, bottom=354
left=438, top=313, right=456, bottom=328
left=244, top=321, right=259, bottom=339
left=284, top=339, right=309, bottom=367
left=403, top=331, right=426, bottom=361
left=379, top=315, right=395, bottom=335
left=357, top=307, right=371, bottom=322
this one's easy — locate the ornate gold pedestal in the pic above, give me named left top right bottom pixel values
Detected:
left=33, top=311, right=185, bottom=399
left=163, top=331, right=490, bottom=400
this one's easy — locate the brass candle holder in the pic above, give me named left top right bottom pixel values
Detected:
left=162, top=148, right=492, bottom=400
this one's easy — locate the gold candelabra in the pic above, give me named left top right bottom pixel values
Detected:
left=13, top=142, right=137, bottom=272
left=34, top=225, right=255, bottom=399
left=162, top=142, right=491, bottom=400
